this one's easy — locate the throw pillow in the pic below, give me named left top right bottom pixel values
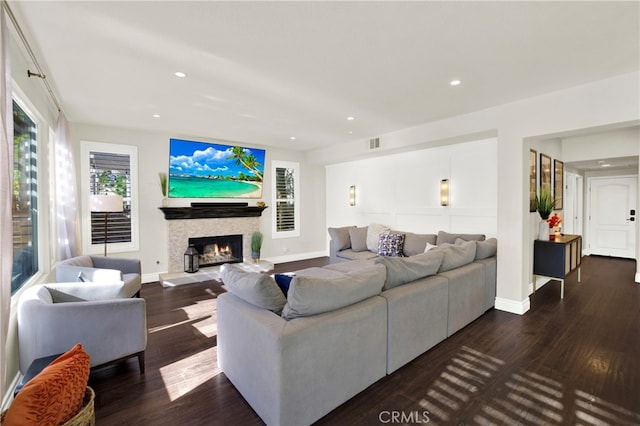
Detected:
left=366, top=223, right=390, bottom=252
left=424, top=242, right=437, bottom=253
left=378, top=233, right=405, bottom=257
left=475, top=238, right=498, bottom=260
left=273, top=273, right=295, bottom=296
left=376, top=250, right=444, bottom=290
left=436, top=231, right=486, bottom=245
left=45, top=287, right=86, bottom=303
left=220, top=264, right=287, bottom=312
left=328, top=226, right=354, bottom=251
left=438, top=240, right=477, bottom=272
left=281, top=264, right=386, bottom=319
left=5, top=343, right=90, bottom=426
left=349, top=227, right=369, bottom=252
left=403, top=232, right=438, bottom=256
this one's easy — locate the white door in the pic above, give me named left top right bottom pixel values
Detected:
left=588, top=176, right=637, bottom=258
left=564, top=171, right=575, bottom=234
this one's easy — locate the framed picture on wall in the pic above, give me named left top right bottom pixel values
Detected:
left=540, top=153, right=552, bottom=196
left=530, top=149, right=537, bottom=212
left=554, top=159, right=564, bottom=210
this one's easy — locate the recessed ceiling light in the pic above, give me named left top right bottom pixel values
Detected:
left=601, top=163, right=611, bottom=168
left=348, top=131, right=353, bottom=134
left=290, top=136, right=296, bottom=140
left=152, top=114, right=160, bottom=118
left=347, top=116, right=355, bottom=121
left=174, top=71, right=187, bottom=78
left=450, top=79, right=462, bottom=86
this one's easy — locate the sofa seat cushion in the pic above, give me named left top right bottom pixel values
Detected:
left=220, top=264, right=287, bottom=313
left=336, top=249, right=378, bottom=261
left=282, top=264, right=386, bottom=319
left=437, top=240, right=477, bottom=272
left=324, top=258, right=377, bottom=273
left=376, top=250, right=444, bottom=290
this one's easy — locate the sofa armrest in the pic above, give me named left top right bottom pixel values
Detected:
left=91, top=256, right=141, bottom=275
left=56, top=265, right=122, bottom=283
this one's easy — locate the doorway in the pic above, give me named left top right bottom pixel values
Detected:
left=587, top=176, right=637, bottom=259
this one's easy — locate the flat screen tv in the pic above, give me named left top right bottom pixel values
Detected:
left=168, top=138, right=266, bottom=199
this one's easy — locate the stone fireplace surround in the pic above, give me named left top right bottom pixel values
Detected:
left=167, top=217, right=259, bottom=274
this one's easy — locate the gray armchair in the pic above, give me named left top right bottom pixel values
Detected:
left=55, top=255, right=141, bottom=298
left=17, top=283, right=147, bottom=374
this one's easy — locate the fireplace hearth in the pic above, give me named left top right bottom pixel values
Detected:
left=188, top=234, right=243, bottom=267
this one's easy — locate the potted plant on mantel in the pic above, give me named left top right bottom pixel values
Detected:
left=159, top=172, right=168, bottom=207
left=251, top=231, right=263, bottom=262
left=535, top=188, right=556, bottom=241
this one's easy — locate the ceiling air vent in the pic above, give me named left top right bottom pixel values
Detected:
left=369, top=138, right=380, bottom=149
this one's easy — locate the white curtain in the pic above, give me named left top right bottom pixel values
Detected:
left=0, top=8, right=13, bottom=405
left=54, top=112, right=79, bottom=260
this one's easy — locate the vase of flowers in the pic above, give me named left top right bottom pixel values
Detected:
left=535, top=188, right=555, bottom=241
left=251, top=231, right=263, bottom=262
left=547, top=213, right=562, bottom=240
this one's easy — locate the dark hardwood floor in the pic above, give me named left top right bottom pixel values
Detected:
left=90, top=256, right=640, bottom=425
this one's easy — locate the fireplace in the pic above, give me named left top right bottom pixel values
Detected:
left=188, top=234, right=243, bottom=267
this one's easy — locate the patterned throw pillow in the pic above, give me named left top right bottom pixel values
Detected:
left=378, top=233, right=405, bottom=257
left=5, top=343, right=90, bottom=426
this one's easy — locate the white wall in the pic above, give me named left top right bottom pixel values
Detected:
left=69, top=123, right=327, bottom=282
left=326, top=138, right=497, bottom=238
left=562, top=127, right=639, bottom=162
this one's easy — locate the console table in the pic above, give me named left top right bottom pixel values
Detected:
left=533, top=234, right=582, bottom=299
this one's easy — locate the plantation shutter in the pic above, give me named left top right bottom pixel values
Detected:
left=275, top=166, right=296, bottom=232
left=89, top=152, right=132, bottom=244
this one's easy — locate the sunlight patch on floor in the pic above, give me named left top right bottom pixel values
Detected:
left=159, top=347, right=220, bottom=402
left=574, top=389, right=640, bottom=425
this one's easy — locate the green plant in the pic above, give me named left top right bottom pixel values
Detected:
left=159, top=172, right=168, bottom=197
left=535, top=188, right=556, bottom=220
left=251, top=231, right=263, bottom=252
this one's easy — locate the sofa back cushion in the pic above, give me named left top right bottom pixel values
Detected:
left=437, top=240, right=478, bottom=272
left=475, top=238, right=498, bottom=260
left=349, top=227, right=369, bottom=252
left=328, top=226, right=354, bottom=251
left=367, top=223, right=390, bottom=251
left=58, top=255, right=94, bottom=268
left=220, top=264, right=287, bottom=312
left=402, top=232, right=438, bottom=256
left=436, top=231, right=485, bottom=245
left=282, top=264, right=386, bottom=319
left=376, top=250, right=444, bottom=290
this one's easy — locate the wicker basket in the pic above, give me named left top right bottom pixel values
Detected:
left=1, top=386, right=95, bottom=426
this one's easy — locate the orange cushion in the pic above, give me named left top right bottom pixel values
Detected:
left=4, top=343, right=90, bottom=426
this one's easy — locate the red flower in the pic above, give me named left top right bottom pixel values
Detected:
left=547, top=213, right=562, bottom=228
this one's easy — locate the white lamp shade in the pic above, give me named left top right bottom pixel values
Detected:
left=90, top=194, right=124, bottom=212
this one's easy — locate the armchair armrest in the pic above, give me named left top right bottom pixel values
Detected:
left=91, top=256, right=141, bottom=275
left=45, top=282, right=129, bottom=300
left=56, top=265, right=122, bottom=283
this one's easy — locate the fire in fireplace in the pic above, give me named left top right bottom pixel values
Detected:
left=188, top=234, right=243, bottom=267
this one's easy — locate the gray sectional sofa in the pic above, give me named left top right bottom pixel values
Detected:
left=217, top=226, right=497, bottom=426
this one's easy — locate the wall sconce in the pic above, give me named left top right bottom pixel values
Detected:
left=440, top=179, right=449, bottom=206
left=349, top=185, right=356, bottom=206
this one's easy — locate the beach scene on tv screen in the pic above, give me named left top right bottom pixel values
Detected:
left=168, top=138, right=265, bottom=198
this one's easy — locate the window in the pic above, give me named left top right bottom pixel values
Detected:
left=272, top=161, right=300, bottom=238
left=11, top=100, right=39, bottom=293
left=81, top=142, right=139, bottom=254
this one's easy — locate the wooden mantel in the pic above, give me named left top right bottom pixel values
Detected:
left=159, top=202, right=267, bottom=220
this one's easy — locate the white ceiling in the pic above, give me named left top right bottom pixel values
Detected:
left=10, top=1, right=640, bottom=151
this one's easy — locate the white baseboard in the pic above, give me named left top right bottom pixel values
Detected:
left=635, top=272, right=640, bottom=283
left=142, top=273, right=160, bottom=284
left=264, top=250, right=328, bottom=265
left=495, top=297, right=530, bottom=315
